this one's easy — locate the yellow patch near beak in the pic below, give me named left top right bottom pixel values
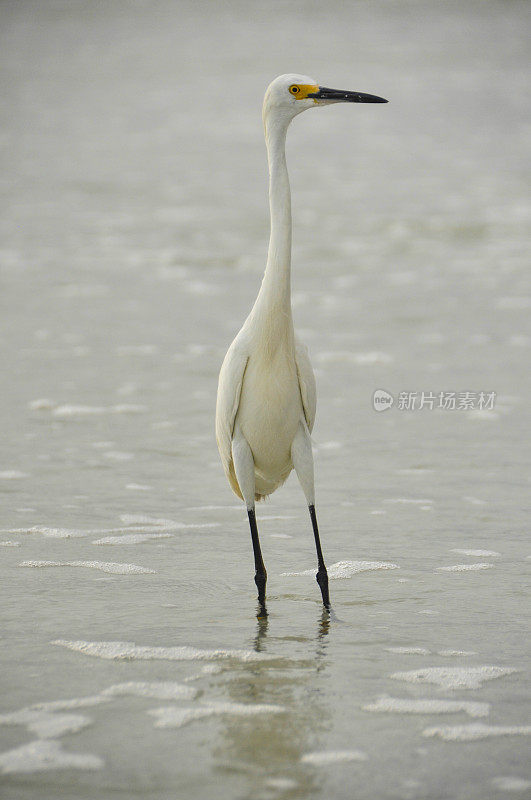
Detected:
left=291, top=84, right=319, bottom=100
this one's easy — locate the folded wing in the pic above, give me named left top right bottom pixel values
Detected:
left=215, top=342, right=249, bottom=498
left=295, top=338, right=316, bottom=433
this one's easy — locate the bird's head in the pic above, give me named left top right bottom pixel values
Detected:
left=263, top=73, right=387, bottom=127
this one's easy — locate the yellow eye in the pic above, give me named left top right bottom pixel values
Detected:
left=289, top=85, right=300, bottom=95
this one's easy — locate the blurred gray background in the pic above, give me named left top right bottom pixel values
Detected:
left=0, top=1, right=530, bottom=798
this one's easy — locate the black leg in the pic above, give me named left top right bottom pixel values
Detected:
left=309, top=504, right=330, bottom=609
left=248, top=508, right=267, bottom=616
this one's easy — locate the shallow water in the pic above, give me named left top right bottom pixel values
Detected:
left=1, top=0, right=530, bottom=798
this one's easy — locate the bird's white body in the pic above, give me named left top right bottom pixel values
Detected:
left=217, top=323, right=315, bottom=501
left=215, top=73, right=386, bottom=611
left=216, top=74, right=318, bottom=504
left=236, top=336, right=302, bottom=497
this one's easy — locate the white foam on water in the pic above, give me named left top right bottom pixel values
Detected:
left=362, top=696, right=489, bottom=718
left=51, top=404, right=146, bottom=418
left=437, top=650, right=478, bottom=657
left=52, top=640, right=273, bottom=662
left=437, top=563, right=494, bottom=571
left=0, top=740, right=103, bottom=774
left=53, top=405, right=106, bottom=417
left=92, top=533, right=172, bottom=545
left=149, top=701, right=284, bottom=729
left=102, top=451, right=135, bottom=462
left=390, top=666, right=519, bottom=690
left=185, top=505, right=242, bottom=511
left=491, top=777, right=531, bottom=792
left=1, top=524, right=174, bottom=538
left=450, top=549, right=500, bottom=557
left=385, top=644, right=477, bottom=657
left=259, top=515, right=296, bottom=520
left=20, top=560, right=155, bottom=575
left=396, top=468, right=434, bottom=475
left=184, top=664, right=224, bottom=682
left=111, top=404, right=147, bottom=414
left=266, top=778, right=298, bottom=790
left=17, top=526, right=90, bottom=538
left=270, top=534, right=292, bottom=539
left=201, top=664, right=223, bottom=675
left=174, top=522, right=221, bottom=529
left=33, top=696, right=113, bottom=712
left=384, top=498, right=433, bottom=505
left=423, top=723, right=531, bottom=742
left=461, top=496, right=487, bottom=506
left=468, top=409, right=499, bottom=421
left=351, top=351, right=392, bottom=365
left=28, top=398, right=56, bottom=411
left=126, top=483, right=152, bottom=491
left=300, top=750, right=368, bottom=765
left=0, top=470, right=28, bottom=479
left=0, top=540, right=20, bottom=546
left=95, top=526, right=171, bottom=533
left=402, top=779, right=423, bottom=790
left=0, top=708, right=91, bottom=738
left=282, top=560, right=399, bottom=578
left=118, top=514, right=218, bottom=531
left=1, top=683, right=196, bottom=743
left=102, top=682, right=197, bottom=701
left=184, top=280, right=220, bottom=296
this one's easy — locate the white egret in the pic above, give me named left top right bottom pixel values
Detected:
left=216, top=74, right=387, bottom=614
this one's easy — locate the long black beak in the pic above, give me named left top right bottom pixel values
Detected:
left=307, top=86, right=388, bottom=103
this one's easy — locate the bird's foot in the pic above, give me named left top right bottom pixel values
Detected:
left=316, top=568, right=330, bottom=610
left=256, top=601, right=268, bottom=619
left=254, top=571, right=267, bottom=612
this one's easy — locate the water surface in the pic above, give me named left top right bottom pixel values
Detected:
left=1, top=1, right=530, bottom=798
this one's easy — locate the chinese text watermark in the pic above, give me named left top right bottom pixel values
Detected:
left=372, top=389, right=496, bottom=412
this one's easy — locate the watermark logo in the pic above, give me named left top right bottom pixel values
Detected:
left=372, top=390, right=496, bottom=412
left=372, top=389, right=394, bottom=412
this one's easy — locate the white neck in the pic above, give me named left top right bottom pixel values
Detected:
left=250, top=112, right=294, bottom=337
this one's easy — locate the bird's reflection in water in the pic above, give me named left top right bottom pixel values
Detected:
left=253, top=611, right=269, bottom=652
left=212, top=610, right=333, bottom=797
left=316, top=607, right=330, bottom=667
left=254, top=607, right=331, bottom=657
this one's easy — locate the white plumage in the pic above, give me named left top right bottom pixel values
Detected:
left=215, top=74, right=387, bottom=613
